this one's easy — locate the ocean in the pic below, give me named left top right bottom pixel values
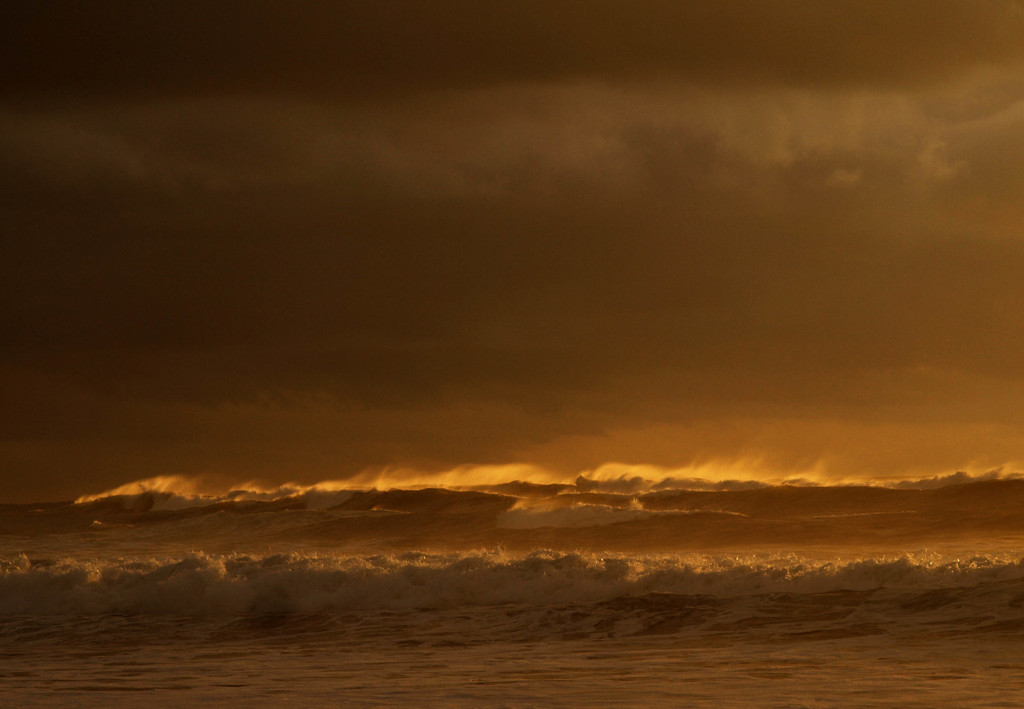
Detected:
left=4, top=475, right=1024, bottom=707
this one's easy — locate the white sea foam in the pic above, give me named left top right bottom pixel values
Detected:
left=3, top=551, right=1022, bottom=616
left=497, top=502, right=652, bottom=528
left=495, top=500, right=752, bottom=528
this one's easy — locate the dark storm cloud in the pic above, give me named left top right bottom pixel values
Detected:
left=4, top=0, right=1024, bottom=99
left=4, top=4, right=1024, bottom=500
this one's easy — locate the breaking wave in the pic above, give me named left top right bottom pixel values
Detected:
left=0, top=474, right=1013, bottom=553
left=71, top=468, right=1024, bottom=510
left=4, top=550, right=1024, bottom=616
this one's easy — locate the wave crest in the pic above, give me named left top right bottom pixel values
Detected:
left=4, top=551, right=1023, bottom=616
left=73, top=468, right=1024, bottom=510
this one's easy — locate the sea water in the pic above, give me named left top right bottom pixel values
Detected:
left=4, top=477, right=1024, bottom=706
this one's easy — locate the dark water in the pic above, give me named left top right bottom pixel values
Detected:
left=4, top=477, right=1024, bottom=706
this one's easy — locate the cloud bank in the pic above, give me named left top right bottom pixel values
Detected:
left=2, top=3, right=1024, bottom=500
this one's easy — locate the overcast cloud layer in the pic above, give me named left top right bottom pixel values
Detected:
left=3, top=2, right=1024, bottom=501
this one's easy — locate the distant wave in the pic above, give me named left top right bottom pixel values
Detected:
left=3, top=551, right=1023, bottom=616
left=70, top=469, right=1024, bottom=509
left=74, top=481, right=358, bottom=512
left=63, top=476, right=1024, bottom=527
left=0, top=475, right=1007, bottom=551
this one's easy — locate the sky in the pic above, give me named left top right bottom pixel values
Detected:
left=3, top=1, right=1024, bottom=502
